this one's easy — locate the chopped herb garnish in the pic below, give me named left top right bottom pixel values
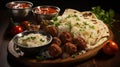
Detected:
left=69, top=22, right=72, bottom=32
left=91, top=6, right=115, bottom=28
left=26, top=37, right=30, bottom=40
left=36, top=56, right=46, bottom=60
left=23, top=37, right=30, bottom=41
left=66, top=15, right=71, bottom=18
left=83, top=21, right=89, bottom=25
left=55, top=22, right=61, bottom=27
left=31, top=37, right=36, bottom=40
left=71, top=54, right=76, bottom=58
left=73, top=15, right=77, bottom=17
left=66, top=22, right=72, bottom=32
left=89, top=25, right=95, bottom=29
left=49, top=22, right=54, bottom=25
left=79, top=28, right=83, bottom=31
left=72, top=15, right=80, bottom=21
left=52, top=17, right=58, bottom=21
left=40, top=39, right=45, bottom=42
left=76, top=18, right=80, bottom=21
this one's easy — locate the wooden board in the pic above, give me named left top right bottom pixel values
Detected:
left=7, top=30, right=113, bottom=67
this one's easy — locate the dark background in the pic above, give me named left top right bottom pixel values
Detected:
left=0, top=0, right=120, bottom=67
left=0, top=0, right=120, bottom=13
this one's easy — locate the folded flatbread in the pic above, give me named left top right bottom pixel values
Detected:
left=51, top=9, right=110, bottom=50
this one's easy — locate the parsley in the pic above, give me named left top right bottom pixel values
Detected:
left=66, top=15, right=71, bottom=18
left=31, top=37, right=36, bottom=40
left=40, top=39, right=45, bottom=42
left=91, top=6, right=115, bottom=28
left=52, top=17, right=58, bottom=21
left=83, top=21, right=89, bottom=25
left=49, top=22, right=54, bottom=25
left=71, top=54, right=76, bottom=58
left=66, top=22, right=72, bottom=32
left=23, top=37, right=30, bottom=41
left=89, top=25, right=95, bottom=29
left=73, top=15, right=77, bottom=17
left=36, top=56, right=46, bottom=60
left=76, top=18, right=80, bottom=21
left=79, top=28, right=83, bottom=31
left=55, top=22, right=61, bottom=27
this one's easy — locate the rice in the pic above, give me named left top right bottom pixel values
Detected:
left=51, top=9, right=110, bottom=50
left=18, top=33, right=48, bottom=47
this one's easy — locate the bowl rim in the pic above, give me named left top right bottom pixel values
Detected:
left=13, top=30, right=52, bottom=48
left=6, top=1, right=33, bottom=10
left=32, top=5, right=60, bottom=15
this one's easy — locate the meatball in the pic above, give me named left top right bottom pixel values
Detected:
left=48, top=43, right=62, bottom=57
left=64, top=42, right=77, bottom=54
left=52, top=37, right=61, bottom=46
left=60, top=32, right=73, bottom=44
left=45, top=26, right=58, bottom=36
left=73, top=36, right=86, bottom=50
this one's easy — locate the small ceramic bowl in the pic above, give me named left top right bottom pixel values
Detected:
left=13, top=30, right=52, bottom=56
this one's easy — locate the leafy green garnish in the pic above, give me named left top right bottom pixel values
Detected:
left=31, top=37, right=36, bottom=40
left=55, top=22, right=61, bottom=27
left=91, top=6, right=115, bottom=28
left=49, top=22, right=55, bottom=25
left=36, top=56, right=46, bottom=60
left=40, top=39, right=45, bottom=42
left=89, top=25, right=95, bottom=29
left=71, top=54, right=76, bottom=58
left=76, top=18, right=80, bottom=21
left=52, top=17, right=58, bottom=21
left=72, top=15, right=77, bottom=18
left=66, top=15, right=71, bottom=18
left=83, top=21, right=89, bottom=25
left=68, top=22, right=72, bottom=32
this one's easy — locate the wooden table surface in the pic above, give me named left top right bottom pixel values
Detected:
left=0, top=8, right=120, bottom=67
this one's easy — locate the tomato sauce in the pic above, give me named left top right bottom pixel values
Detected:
left=34, top=7, right=58, bottom=14
left=8, top=3, right=31, bottom=9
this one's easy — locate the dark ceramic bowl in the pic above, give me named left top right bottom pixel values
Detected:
left=13, top=30, right=52, bottom=56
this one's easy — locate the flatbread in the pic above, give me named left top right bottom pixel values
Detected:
left=51, top=9, right=110, bottom=50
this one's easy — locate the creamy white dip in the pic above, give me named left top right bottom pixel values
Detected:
left=18, top=33, right=48, bottom=47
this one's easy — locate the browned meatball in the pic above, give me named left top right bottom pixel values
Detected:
left=73, top=36, right=86, bottom=50
left=52, top=37, right=61, bottom=46
left=64, top=42, right=77, bottom=54
left=45, top=26, right=58, bottom=36
left=59, top=32, right=72, bottom=44
left=48, top=43, right=62, bottom=57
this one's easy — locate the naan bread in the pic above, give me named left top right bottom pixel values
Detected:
left=63, top=9, right=97, bottom=19
left=51, top=9, right=110, bottom=50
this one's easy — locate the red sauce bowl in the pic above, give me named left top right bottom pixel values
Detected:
left=32, top=5, right=60, bottom=21
left=6, top=1, right=33, bottom=9
left=6, top=1, right=33, bottom=22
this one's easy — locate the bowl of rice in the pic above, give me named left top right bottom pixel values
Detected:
left=13, top=30, right=52, bottom=56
